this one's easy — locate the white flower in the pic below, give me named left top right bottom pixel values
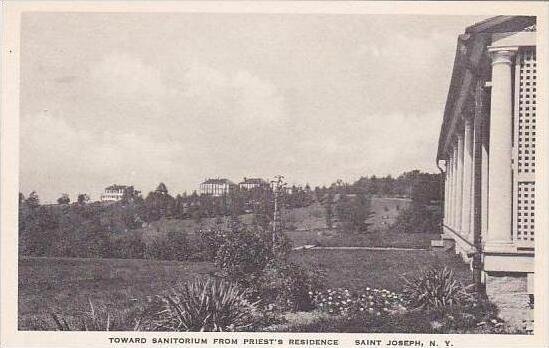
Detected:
left=431, top=321, right=443, bottom=330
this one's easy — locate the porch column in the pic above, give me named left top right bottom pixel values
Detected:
left=471, top=103, right=482, bottom=242
left=485, top=47, right=516, bottom=250
left=452, top=143, right=458, bottom=229
left=472, top=82, right=487, bottom=245
left=449, top=144, right=455, bottom=229
left=461, top=116, right=474, bottom=239
left=480, top=124, right=490, bottom=240
left=444, top=160, right=450, bottom=225
left=481, top=106, right=490, bottom=241
left=456, top=131, right=464, bottom=233
left=448, top=157, right=453, bottom=227
left=445, top=153, right=451, bottom=227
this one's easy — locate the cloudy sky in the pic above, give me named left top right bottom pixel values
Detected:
left=20, top=12, right=489, bottom=203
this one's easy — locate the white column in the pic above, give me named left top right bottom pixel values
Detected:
left=444, top=161, right=450, bottom=225
left=481, top=118, right=489, bottom=242
left=470, top=111, right=482, bottom=241
left=448, top=153, right=454, bottom=228
left=451, top=144, right=458, bottom=229
left=448, top=148, right=454, bottom=228
left=486, top=48, right=516, bottom=250
left=456, top=131, right=464, bottom=233
left=461, top=117, right=474, bottom=240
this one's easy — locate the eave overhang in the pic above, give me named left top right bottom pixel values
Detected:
left=435, top=16, right=536, bottom=165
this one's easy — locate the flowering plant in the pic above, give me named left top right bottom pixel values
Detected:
left=311, top=287, right=407, bottom=317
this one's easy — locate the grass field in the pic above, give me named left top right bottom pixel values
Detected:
left=18, top=196, right=447, bottom=330
left=135, top=197, right=419, bottom=247
left=19, top=246, right=469, bottom=330
left=290, top=249, right=472, bottom=292
left=283, top=197, right=438, bottom=249
left=285, top=229, right=439, bottom=249
left=18, top=256, right=216, bottom=330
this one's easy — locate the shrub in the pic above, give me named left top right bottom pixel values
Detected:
left=145, top=277, right=260, bottom=331
left=198, top=225, right=226, bottom=260
left=213, top=218, right=292, bottom=286
left=335, top=194, right=374, bottom=233
left=215, top=225, right=273, bottom=285
left=110, top=234, right=146, bottom=259
left=255, top=260, right=324, bottom=312
left=392, top=203, right=442, bottom=234
left=402, top=266, right=471, bottom=311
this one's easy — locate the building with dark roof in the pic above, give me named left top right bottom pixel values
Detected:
left=436, top=16, right=536, bottom=328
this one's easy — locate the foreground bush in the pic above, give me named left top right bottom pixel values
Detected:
left=255, top=259, right=324, bottom=312
left=402, top=266, right=471, bottom=310
left=392, top=202, right=442, bottom=234
left=145, top=277, right=261, bottom=331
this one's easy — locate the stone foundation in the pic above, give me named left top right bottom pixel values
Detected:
left=485, top=272, right=534, bottom=332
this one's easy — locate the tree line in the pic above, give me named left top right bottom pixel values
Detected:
left=18, top=170, right=442, bottom=259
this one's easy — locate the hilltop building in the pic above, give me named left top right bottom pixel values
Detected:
left=238, top=177, right=269, bottom=190
left=100, top=184, right=131, bottom=202
left=199, top=178, right=235, bottom=196
left=436, top=16, right=537, bottom=328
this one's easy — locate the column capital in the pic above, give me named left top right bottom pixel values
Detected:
left=487, top=47, right=518, bottom=66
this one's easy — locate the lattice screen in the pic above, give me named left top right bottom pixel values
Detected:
left=516, top=182, right=535, bottom=241
left=514, top=47, right=536, bottom=243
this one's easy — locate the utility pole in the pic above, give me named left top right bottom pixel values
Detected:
left=271, top=175, right=286, bottom=253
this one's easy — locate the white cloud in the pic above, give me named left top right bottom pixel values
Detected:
left=20, top=13, right=482, bottom=201
left=20, top=111, right=183, bottom=202
left=90, top=52, right=167, bottom=100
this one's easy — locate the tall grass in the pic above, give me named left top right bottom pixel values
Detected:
left=51, top=299, right=143, bottom=331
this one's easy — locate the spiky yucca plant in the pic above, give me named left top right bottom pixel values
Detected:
left=148, top=277, right=260, bottom=332
left=402, top=267, right=471, bottom=311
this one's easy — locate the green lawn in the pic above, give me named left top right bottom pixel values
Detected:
left=290, top=249, right=472, bottom=292
left=285, top=229, right=439, bottom=249
left=18, top=245, right=466, bottom=330
left=18, top=256, right=216, bottom=330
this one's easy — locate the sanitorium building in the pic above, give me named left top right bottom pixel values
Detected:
left=436, top=16, right=536, bottom=327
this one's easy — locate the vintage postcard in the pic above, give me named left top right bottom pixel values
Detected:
left=1, top=1, right=547, bottom=348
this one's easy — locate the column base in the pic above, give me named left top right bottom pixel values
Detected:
left=483, top=271, right=534, bottom=333
left=483, top=241, right=516, bottom=254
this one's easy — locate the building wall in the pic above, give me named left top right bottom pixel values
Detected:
left=440, top=29, right=536, bottom=329
left=200, top=183, right=231, bottom=196
left=100, top=188, right=125, bottom=202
